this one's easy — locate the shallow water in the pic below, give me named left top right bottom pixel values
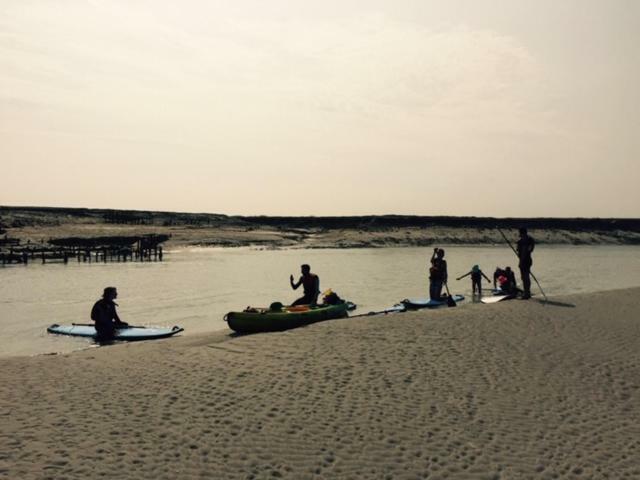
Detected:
left=1, top=245, right=639, bottom=357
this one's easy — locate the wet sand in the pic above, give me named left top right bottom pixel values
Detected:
left=1, top=288, right=640, bottom=479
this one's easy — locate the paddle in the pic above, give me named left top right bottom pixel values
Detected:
left=349, top=310, right=402, bottom=318
left=497, top=228, right=548, bottom=303
left=444, top=282, right=457, bottom=307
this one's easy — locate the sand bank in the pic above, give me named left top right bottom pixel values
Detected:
left=3, top=206, right=639, bottom=249
left=1, top=288, right=640, bottom=479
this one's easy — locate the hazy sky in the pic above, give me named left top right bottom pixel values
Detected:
left=1, top=0, right=638, bottom=217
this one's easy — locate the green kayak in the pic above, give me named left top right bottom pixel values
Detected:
left=225, top=302, right=351, bottom=334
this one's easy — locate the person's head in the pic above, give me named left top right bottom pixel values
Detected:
left=300, top=264, right=311, bottom=275
left=519, top=227, right=528, bottom=237
left=472, top=265, right=480, bottom=272
left=437, top=248, right=445, bottom=258
left=505, top=266, right=512, bottom=273
left=103, top=286, right=117, bottom=300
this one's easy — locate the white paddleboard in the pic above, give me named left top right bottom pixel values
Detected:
left=481, top=292, right=516, bottom=304
left=481, top=295, right=509, bottom=304
left=47, top=324, right=184, bottom=341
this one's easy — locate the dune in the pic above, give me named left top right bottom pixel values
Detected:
left=1, top=288, right=639, bottom=479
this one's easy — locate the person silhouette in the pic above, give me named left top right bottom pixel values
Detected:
left=457, top=265, right=491, bottom=295
left=91, top=287, right=128, bottom=340
left=516, top=228, right=535, bottom=299
left=289, top=264, right=320, bottom=306
left=429, top=248, right=448, bottom=300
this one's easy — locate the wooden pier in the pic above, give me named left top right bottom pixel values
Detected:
left=0, top=234, right=167, bottom=266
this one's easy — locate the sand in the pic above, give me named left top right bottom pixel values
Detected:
left=7, top=223, right=639, bottom=250
left=1, top=288, right=640, bottom=479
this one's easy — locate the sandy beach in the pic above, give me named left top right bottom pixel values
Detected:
left=1, top=288, right=639, bottom=479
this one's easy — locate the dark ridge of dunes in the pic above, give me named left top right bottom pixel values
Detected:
left=240, top=214, right=640, bottom=232
left=2, top=205, right=639, bottom=232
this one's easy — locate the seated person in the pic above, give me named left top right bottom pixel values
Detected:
left=493, top=267, right=506, bottom=290
left=497, top=267, right=520, bottom=295
left=91, top=287, right=128, bottom=340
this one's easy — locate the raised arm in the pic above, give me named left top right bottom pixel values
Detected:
left=456, top=271, right=471, bottom=281
left=290, top=274, right=302, bottom=290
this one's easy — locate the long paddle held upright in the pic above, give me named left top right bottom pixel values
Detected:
left=497, top=228, right=548, bottom=303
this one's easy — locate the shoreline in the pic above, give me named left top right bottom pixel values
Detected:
left=3, top=283, right=640, bottom=361
left=2, top=287, right=640, bottom=478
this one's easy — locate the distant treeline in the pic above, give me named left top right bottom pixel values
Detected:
left=1, top=206, right=639, bottom=233
left=0, top=206, right=231, bottom=227
left=240, top=215, right=640, bottom=232
left=103, top=211, right=229, bottom=226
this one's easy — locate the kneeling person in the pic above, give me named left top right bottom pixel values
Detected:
left=290, top=264, right=320, bottom=306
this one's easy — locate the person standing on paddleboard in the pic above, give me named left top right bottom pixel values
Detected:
left=91, top=287, right=128, bottom=340
left=429, top=248, right=448, bottom=301
left=516, top=228, right=535, bottom=299
left=290, top=264, right=320, bottom=306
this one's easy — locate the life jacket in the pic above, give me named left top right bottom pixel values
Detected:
left=323, top=291, right=342, bottom=305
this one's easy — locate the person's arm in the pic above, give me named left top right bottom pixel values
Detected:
left=443, top=260, right=448, bottom=283
left=113, top=306, right=128, bottom=326
left=290, top=275, right=302, bottom=290
left=90, top=302, right=99, bottom=322
left=456, top=271, right=471, bottom=280
left=529, top=237, right=535, bottom=254
left=482, top=272, right=491, bottom=282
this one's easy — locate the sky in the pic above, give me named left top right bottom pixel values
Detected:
left=1, top=0, right=638, bottom=217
